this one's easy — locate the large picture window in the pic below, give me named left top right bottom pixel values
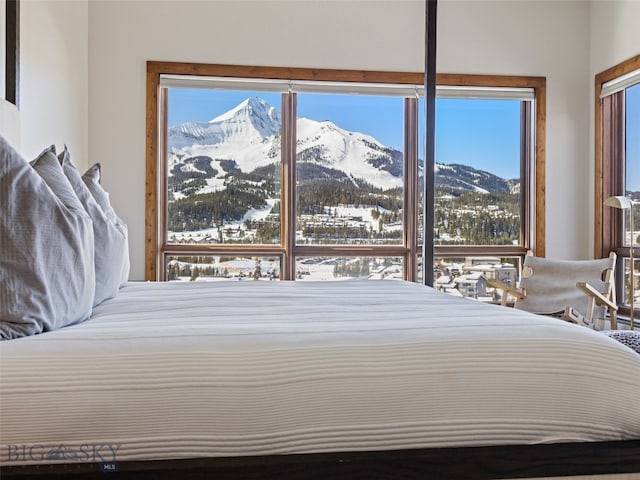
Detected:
left=147, top=63, right=545, bottom=301
left=596, top=54, right=640, bottom=322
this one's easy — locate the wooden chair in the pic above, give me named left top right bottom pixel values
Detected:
left=487, top=252, right=618, bottom=329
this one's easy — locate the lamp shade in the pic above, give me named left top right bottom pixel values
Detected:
left=604, top=195, right=632, bottom=210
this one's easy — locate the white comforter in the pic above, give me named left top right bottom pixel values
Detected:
left=1, top=280, right=639, bottom=465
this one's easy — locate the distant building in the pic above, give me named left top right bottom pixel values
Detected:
left=464, top=257, right=501, bottom=267
left=435, top=275, right=457, bottom=293
left=435, top=257, right=518, bottom=302
left=455, top=273, right=488, bottom=299
left=464, top=262, right=517, bottom=288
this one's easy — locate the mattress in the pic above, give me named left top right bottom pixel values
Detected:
left=1, top=280, right=639, bottom=466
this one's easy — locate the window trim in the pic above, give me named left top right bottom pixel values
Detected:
left=145, top=62, right=546, bottom=281
left=595, top=54, right=640, bottom=258
left=595, top=54, right=640, bottom=317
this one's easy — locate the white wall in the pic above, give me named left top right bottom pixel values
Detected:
left=88, top=0, right=593, bottom=279
left=438, top=0, right=591, bottom=262
left=0, top=99, right=21, bottom=149
left=590, top=0, right=640, bottom=75
left=88, top=0, right=427, bottom=280
left=19, top=0, right=88, bottom=164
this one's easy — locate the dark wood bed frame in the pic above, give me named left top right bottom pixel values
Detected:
left=3, top=2, right=638, bottom=479
left=3, top=441, right=640, bottom=479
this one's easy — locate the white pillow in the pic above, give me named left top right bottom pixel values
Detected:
left=81, top=162, right=130, bottom=289
left=82, top=163, right=116, bottom=220
left=60, top=148, right=130, bottom=305
left=0, top=137, right=95, bottom=340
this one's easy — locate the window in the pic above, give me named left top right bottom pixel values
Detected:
left=147, top=63, right=545, bottom=298
left=295, top=92, right=405, bottom=247
left=596, top=54, right=640, bottom=320
left=4, top=0, right=19, bottom=106
left=434, top=98, right=523, bottom=248
left=427, top=86, right=541, bottom=297
left=165, top=89, right=282, bottom=247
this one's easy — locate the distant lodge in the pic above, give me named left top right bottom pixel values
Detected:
left=435, top=257, right=517, bottom=300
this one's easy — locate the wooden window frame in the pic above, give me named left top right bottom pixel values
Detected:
left=5, top=0, right=19, bottom=106
left=595, top=54, right=640, bottom=317
left=595, top=54, right=640, bottom=257
left=145, top=63, right=546, bottom=282
left=430, top=75, right=546, bottom=262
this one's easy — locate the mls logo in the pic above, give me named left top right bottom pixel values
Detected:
left=100, top=462, right=119, bottom=472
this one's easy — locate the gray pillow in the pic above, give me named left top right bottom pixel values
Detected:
left=82, top=163, right=116, bottom=221
left=81, top=162, right=130, bottom=289
left=0, top=137, right=95, bottom=340
left=58, top=147, right=129, bottom=307
left=60, top=148, right=130, bottom=306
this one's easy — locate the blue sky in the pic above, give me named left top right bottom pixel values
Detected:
left=169, top=88, right=524, bottom=180
left=432, top=98, right=520, bottom=180
left=169, top=89, right=520, bottom=178
left=626, top=83, right=640, bottom=192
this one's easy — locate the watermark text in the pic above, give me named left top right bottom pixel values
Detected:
left=6, top=443, right=121, bottom=463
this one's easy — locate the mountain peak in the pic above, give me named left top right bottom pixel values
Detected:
left=208, top=96, right=280, bottom=139
left=209, top=96, right=263, bottom=122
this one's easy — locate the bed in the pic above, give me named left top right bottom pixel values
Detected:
left=2, top=279, right=640, bottom=479
left=2, top=2, right=640, bottom=476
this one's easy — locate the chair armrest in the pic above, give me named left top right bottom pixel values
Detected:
left=487, top=278, right=525, bottom=298
left=575, top=282, right=618, bottom=311
left=486, top=278, right=525, bottom=305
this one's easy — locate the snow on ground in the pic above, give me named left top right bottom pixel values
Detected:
left=168, top=256, right=404, bottom=282
left=197, top=176, right=227, bottom=194
left=242, top=199, right=278, bottom=222
left=169, top=202, right=401, bottom=244
left=330, top=205, right=376, bottom=223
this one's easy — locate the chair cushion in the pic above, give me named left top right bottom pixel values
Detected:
left=516, top=255, right=613, bottom=318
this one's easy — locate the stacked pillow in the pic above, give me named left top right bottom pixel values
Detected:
left=0, top=136, right=129, bottom=340
left=60, top=147, right=129, bottom=306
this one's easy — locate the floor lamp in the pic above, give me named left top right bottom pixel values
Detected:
left=604, top=196, right=635, bottom=330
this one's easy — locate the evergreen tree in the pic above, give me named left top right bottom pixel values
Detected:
left=253, top=259, right=262, bottom=280
left=190, top=266, right=200, bottom=282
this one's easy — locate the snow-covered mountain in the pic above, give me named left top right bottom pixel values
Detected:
left=168, top=96, right=517, bottom=197
left=169, top=97, right=280, bottom=148
left=168, top=96, right=404, bottom=192
left=295, top=118, right=404, bottom=188
left=435, top=163, right=518, bottom=194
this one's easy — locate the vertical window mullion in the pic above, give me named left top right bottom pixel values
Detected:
left=520, top=101, right=531, bottom=250
left=404, top=97, right=419, bottom=282
left=281, top=92, right=297, bottom=280
left=157, top=87, right=169, bottom=281
left=602, top=92, right=626, bottom=254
